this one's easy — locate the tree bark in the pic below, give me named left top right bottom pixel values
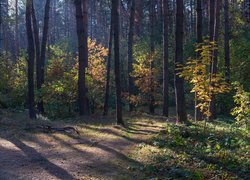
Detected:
left=174, top=0, right=187, bottom=123
left=163, top=0, right=169, bottom=117
left=74, top=0, right=88, bottom=116
left=128, top=0, right=135, bottom=112
left=31, top=1, right=41, bottom=113
left=209, top=0, right=215, bottom=42
left=112, top=0, right=124, bottom=125
left=209, top=0, right=222, bottom=121
left=103, top=2, right=114, bottom=116
left=15, top=0, right=19, bottom=61
left=149, top=0, right=156, bottom=114
left=224, top=0, right=230, bottom=82
left=39, top=0, right=51, bottom=113
left=26, top=0, right=36, bottom=119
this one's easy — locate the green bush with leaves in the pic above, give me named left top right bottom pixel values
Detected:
left=231, top=82, right=250, bottom=129
left=42, top=39, right=108, bottom=117
left=0, top=53, right=27, bottom=109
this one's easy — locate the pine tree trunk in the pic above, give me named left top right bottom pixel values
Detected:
left=163, top=0, right=169, bottom=117
left=26, top=0, right=36, bottom=119
left=39, top=0, right=51, bottom=113
left=103, top=3, right=114, bottom=116
left=31, top=1, right=41, bottom=113
left=128, top=0, right=135, bottom=112
left=15, top=0, right=19, bottom=61
left=209, top=0, right=222, bottom=121
left=74, top=0, right=88, bottom=116
left=149, top=0, right=156, bottom=114
left=174, top=0, right=187, bottom=123
left=112, top=0, right=124, bottom=125
left=224, top=0, right=230, bottom=82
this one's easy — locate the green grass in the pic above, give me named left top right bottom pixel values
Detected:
left=131, top=119, right=250, bottom=179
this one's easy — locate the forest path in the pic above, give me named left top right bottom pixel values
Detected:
left=0, top=112, right=166, bottom=180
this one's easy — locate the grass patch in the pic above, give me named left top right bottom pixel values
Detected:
left=132, top=119, right=250, bottom=179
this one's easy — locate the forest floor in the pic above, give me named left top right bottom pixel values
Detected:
left=0, top=110, right=249, bottom=180
left=0, top=110, right=166, bottom=180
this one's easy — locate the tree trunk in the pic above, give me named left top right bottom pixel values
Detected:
left=128, top=0, right=135, bottom=112
left=163, top=0, right=169, bottom=117
left=209, top=0, right=222, bottom=121
left=39, top=0, right=51, bottom=113
left=209, top=0, right=215, bottom=42
left=112, top=0, right=124, bottom=125
left=149, top=0, right=156, bottom=114
left=103, top=2, right=114, bottom=116
left=224, top=0, right=230, bottom=82
left=26, top=0, right=36, bottom=119
left=15, top=0, right=19, bottom=61
left=135, top=0, right=143, bottom=36
left=31, top=1, right=41, bottom=113
left=74, top=0, right=88, bottom=116
left=174, top=0, right=187, bottom=123
left=195, top=0, right=203, bottom=121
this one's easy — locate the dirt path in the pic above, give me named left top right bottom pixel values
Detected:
left=0, top=113, right=166, bottom=180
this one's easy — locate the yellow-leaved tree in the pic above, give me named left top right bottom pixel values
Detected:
left=178, top=40, right=230, bottom=119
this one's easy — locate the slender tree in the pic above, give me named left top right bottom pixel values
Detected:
left=112, top=0, right=124, bottom=125
left=128, top=0, right=135, bottom=112
left=174, top=0, right=187, bottom=123
left=74, top=0, right=88, bottom=115
left=26, top=0, right=36, bottom=119
left=163, top=0, right=169, bottom=117
left=15, top=0, right=19, bottom=61
left=149, top=0, right=156, bottom=114
left=103, top=1, right=114, bottom=116
left=39, top=0, right=51, bottom=113
left=210, top=0, right=222, bottom=121
left=224, top=0, right=230, bottom=82
left=31, top=1, right=41, bottom=112
left=195, top=0, right=203, bottom=121
left=209, top=0, right=215, bottom=42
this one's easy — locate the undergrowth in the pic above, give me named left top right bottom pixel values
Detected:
left=131, top=119, right=250, bottom=179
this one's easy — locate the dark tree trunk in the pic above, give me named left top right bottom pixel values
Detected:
left=163, top=0, right=169, bottom=117
left=38, top=0, right=51, bottom=113
left=26, top=0, right=36, bottom=119
left=112, top=0, right=124, bottom=125
left=224, top=0, right=230, bottom=82
left=149, top=0, right=155, bottom=114
left=31, top=1, right=41, bottom=113
left=209, top=0, right=222, bottom=121
left=135, top=0, right=143, bottom=36
left=128, top=0, right=135, bottom=112
left=15, top=0, right=19, bottom=61
left=174, top=0, right=187, bottom=123
left=103, top=2, right=114, bottom=116
left=209, top=0, right=215, bottom=41
left=74, top=0, right=88, bottom=116
left=195, top=0, right=203, bottom=121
